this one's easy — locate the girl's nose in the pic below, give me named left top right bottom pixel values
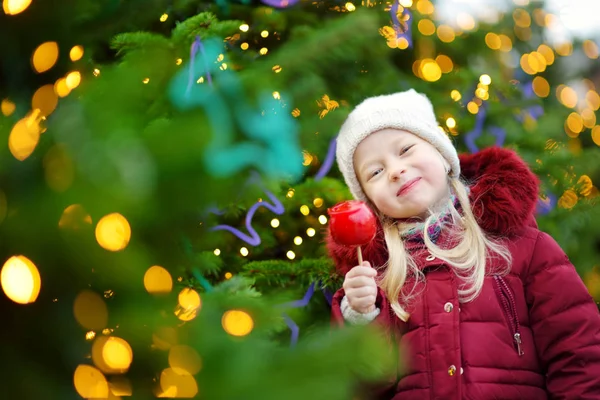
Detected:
left=389, top=164, right=406, bottom=182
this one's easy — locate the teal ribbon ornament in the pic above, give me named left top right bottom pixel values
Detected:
left=169, top=36, right=303, bottom=181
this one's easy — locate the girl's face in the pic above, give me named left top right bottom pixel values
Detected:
left=353, top=129, right=450, bottom=220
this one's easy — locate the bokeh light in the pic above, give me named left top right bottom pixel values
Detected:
left=32, top=84, right=58, bottom=116
left=69, top=45, right=84, bottom=61
left=9, top=114, right=41, bottom=161
left=144, top=266, right=173, bottom=294
left=168, top=345, right=202, bottom=375
left=586, top=91, right=600, bottom=110
left=566, top=113, right=583, bottom=134
left=532, top=76, right=550, bottom=98
left=537, top=44, right=554, bottom=65
left=436, top=25, right=455, bottom=43
left=1, top=255, right=41, bottom=304
left=592, top=126, right=600, bottom=146
left=174, top=288, right=201, bottom=321
left=158, top=368, right=198, bottom=398
left=58, top=204, right=92, bottom=229
left=95, top=213, right=131, bottom=252
left=73, top=290, right=108, bottom=330
left=420, top=59, right=441, bottom=82
left=499, top=34, right=512, bottom=52
left=1, top=98, right=15, bottom=116
left=73, top=365, right=109, bottom=399
left=418, top=19, right=435, bottom=36
left=92, top=335, right=133, bottom=374
left=3, top=0, right=32, bottom=14
left=300, top=205, right=310, bottom=216
left=581, top=109, right=596, bottom=128
left=435, top=55, right=453, bottom=73
left=456, top=12, right=475, bottom=31
left=65, top=71, right=81, bottom=90
left=286, top=250, right=296, bottom=260
left=102, top=337, right=133, bottom=373
left=467, top=101, right=479, bottom=114
left=416, top=0, right=434, bottom=15
left=31, top=42, right=59, bottom=73
left=583, top=40, right=598, bottom=59
left=222, top=310, right=254, bottom=337
left=557, top=85, right=578, bottom=108
left=485, top=33, right=501, bottom=50
left=306, top=228, right=316, bottom=237
left=54, top=78, right=71, bottom=97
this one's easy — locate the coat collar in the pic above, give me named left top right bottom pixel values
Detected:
left=326, top=147, right=540, bottom=274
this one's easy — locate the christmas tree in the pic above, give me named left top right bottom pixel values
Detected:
left=1, top=0, right=599, bottom=398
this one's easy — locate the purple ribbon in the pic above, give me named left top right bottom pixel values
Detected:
left=279, top=282, right=315, bottom=308
left=260, top=0, right=300, bottom=7
left=210, top=180, right=285, bottom=247
left=464, top=103, right=506, bottom=153
left=282, top=313, right=300, bottom=347
left=314, top=138, right=336, bottom=181
left=391, top=3, right=413, bottom=47
left=279, top=281, right=333, bottom=346
left=536, top=193, right=556, bottom=215
left=186, top=35, right=213, bottom=97
left=320, top=286, right=333, bottom=306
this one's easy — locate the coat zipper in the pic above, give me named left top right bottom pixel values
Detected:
left=493, top=275, right=524, bottom=356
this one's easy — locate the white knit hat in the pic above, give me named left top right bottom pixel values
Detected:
left=336, top=89, right=461, bottom=202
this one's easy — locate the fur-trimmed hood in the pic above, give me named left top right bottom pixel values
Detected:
left=326, top=147, right=540, bottom=274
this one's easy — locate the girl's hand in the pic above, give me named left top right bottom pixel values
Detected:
left=343, top=261, right=378, bottom=314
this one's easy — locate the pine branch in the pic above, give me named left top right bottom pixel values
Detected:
left=170, top=12, right=242, bottom=47
left=110, top=32, right=172, bottom=55
left=239, top=10, right=384, bottom=84
left=242, top=257, right=341, bottom=289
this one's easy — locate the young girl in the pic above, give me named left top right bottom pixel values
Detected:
left=327, top=89, right=600, bottom=399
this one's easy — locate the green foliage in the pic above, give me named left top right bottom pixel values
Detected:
left=0, top=0, right=599, bottom=398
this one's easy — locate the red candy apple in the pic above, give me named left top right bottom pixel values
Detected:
left=327, top=200, right=377, bottom=247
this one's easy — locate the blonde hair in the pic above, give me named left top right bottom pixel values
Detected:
left=377, top=178, right=512, bottom=322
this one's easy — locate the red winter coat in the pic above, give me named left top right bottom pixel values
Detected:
left=328, top=147, right=600, bottom=399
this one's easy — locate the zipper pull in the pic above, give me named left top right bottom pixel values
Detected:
left=514, top=333, right=524, bottom=356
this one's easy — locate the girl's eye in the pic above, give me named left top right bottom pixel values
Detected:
left=400, top=145, right=414, bottom=155
left=370, top=168, right=382, bottom=179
